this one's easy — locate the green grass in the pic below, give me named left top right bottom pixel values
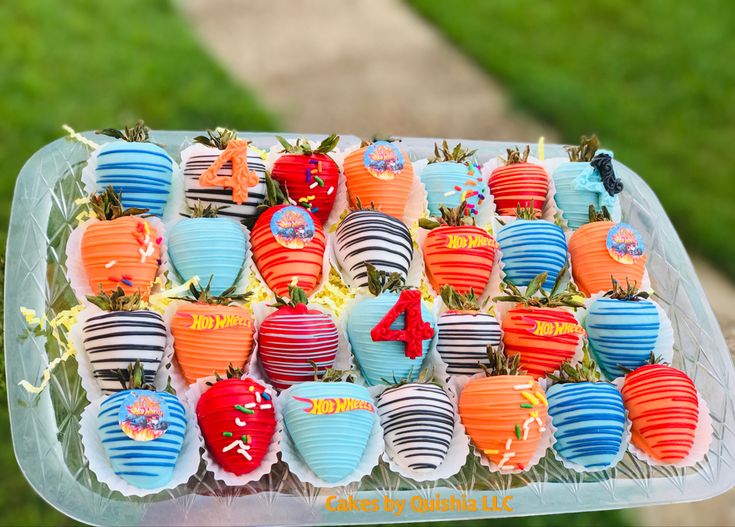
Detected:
left=408, top=0, right=735, bottom=278
left=0, top=0, right=276, bottom=524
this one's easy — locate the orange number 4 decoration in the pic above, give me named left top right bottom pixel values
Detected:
left=370, top=289, right=434, bottom=359
left=199, top=139, right=260, bottom=205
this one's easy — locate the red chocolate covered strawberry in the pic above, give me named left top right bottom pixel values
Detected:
left=196, top=366, right=277, bottom=476
left=250, top=175, right=326, bottom=298
left=258, top=284, right=339, bottom=391
left=271, top=134, right=341, bottom=225
left=489, top=145, right=548, bottom=217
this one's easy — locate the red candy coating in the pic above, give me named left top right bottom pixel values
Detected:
left=271, top=153, right=340, bottom=225
left=489, top=163, right=548, bottom=217
left=196, top=377, right=277, bottom=476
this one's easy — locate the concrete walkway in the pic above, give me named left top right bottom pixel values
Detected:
left=179, top=1, right=735, bottom=524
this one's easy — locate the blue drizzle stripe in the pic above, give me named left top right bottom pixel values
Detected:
left=98, top=390, right=186, bottom=489
left=95, top=142, right=173, bottom=217
left=496, top=219, right=568, bottom=288
left=585, top=298, right=660, bottom=379
left=547, top=383, right=625, bottom=469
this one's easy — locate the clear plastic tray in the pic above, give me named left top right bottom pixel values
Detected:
left=5, top=132, right=735, bottom=526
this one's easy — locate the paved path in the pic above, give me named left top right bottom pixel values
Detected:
left=179, top=1, right=735, bottom=523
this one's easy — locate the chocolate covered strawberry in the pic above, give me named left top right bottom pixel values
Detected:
left=94, top=120, right=173, bottom=217
left=546, top=351, right=626, bottom=470
left=171, top=279, right=255, bottom=384
left=621, top=356, right=702, bottom=464
left=258, top=284, right=339, bottom=391
left=250, top=175, right=326, bottom=298
left=494, top=269, right=586, bottom=379
left=552, top=135, right=623, bottom=230
left=568, top=206, right=647, bottom=297
left=271, top=134, right=340, bottom=225
left=196, top=366, right=277, bottom=476
left=458, top=348, right=548, bottom=473
left=334, top=199, right=413, bottom=289
left=376, top=371, right=455, bottom=473
left=489, top=145, right=548, bottom=217
left=84, top=287, right=166, bottom=395
left=81, top=187, right=162, bottom=299
left=97, top=361, right=186, bottom=489
left=436, top=286, right=501, bottom=376
left=421, top=141, right=484, bottom=217
left=346, top=265, right=435, bottom=386
left=419, top=201, right=496, bottom=295
left=283, top=368, right=377, bottom=483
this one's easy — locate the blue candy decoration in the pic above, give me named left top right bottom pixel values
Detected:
left=167, top=217, right=247, bottom=295
left=97, top=389, right=186, bottom=489
left=496, top=219, right=568, bottom=289
left=95, top=141, right=173, bottom=217
left=283, top=382, right=376, bottom=483
left=347, top=292, right=435, bottom=386
left=421, top=162, right=482, bottom=216
left=585, top=297, right=661, bottom=380
left=547, top=382, right=626, bottom=470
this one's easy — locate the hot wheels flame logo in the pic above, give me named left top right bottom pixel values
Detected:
left=522, top=317, right=586, bottom=337
left=292, top=396, right=375, bottom=415
left=188, top=313, right=252, bottom=331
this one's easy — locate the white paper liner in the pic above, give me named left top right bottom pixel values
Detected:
left=337, top=144, right=428, bottom=228
left=542, top=379, right=632, bottom=473
left=581, top=292, right=674, bottom=380
left=65, top=216, right=169, bottom=301
left=79, top=392, right=202, bottom=497
left=414, top=226, right=504, bottom=304
left=480, top=154, right=559, bottom=223
left=614, top=377, right=713, bottom=468
left=492, top=301, right=586, bottom=381
left=82, top=143, right=183, bottom=221
left=70, top=303, right=183, bottom=402
left=250, top=300, right=352, bottom=385
left=540, top=156, right=623, bottom=231
left=162, top=299, right=257, bottom=394
left=456, top=371, right=552, bottom=474
left=367, top=378, right=470, bottom=482
left=183, top=375, right=283, bottom=486
left=162, top=213, right=254, bottom=296
left=277, top=383, right=384, bottom=488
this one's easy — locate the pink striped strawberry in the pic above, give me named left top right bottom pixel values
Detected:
left=258, top=285, right=339, bottom=391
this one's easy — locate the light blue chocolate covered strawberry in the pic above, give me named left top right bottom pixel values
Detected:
left=97, top=361, right=186, bottom=489
left=346, top=266, right=435, bottom=385
left=95, top=121, right=173, bottom=217
left=585, top=279, right=668, bottom=380
left=283, top=373, right=376, bottom=483
left=496, top=207, right=568, bottom=289
left=421, top=141, right=485, bottom=218
left=167, top=202, right=247, bottom=295
left=546, top=353, right=626, bottom=471
left=552, top=136, right=623, bottom=230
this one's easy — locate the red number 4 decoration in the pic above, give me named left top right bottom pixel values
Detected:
left=370, top=289, right=434, bottom=359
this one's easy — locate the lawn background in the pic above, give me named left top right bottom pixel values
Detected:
left=408, top=0, right=735, bottom=279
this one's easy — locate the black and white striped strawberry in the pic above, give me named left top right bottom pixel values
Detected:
left=334, top=200, right=414, bottom=289
left=376, top=372, right=455, bottom=473
left=84, top=287, right=166, bottom=395
left=436, top=286, right=501, bottom=376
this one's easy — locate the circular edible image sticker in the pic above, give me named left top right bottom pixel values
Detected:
left=118, top=391, right=170, bottom=442
left=363, top=141, right=405, bottom=180
left=606, top=223, right=645, bottom=264
left=270, top=205, right=315, bottom=249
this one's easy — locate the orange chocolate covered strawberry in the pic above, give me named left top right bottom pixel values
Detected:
left=81, top=187, right=161, bottom=299
left=171, top=279, right=255, bottom=384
